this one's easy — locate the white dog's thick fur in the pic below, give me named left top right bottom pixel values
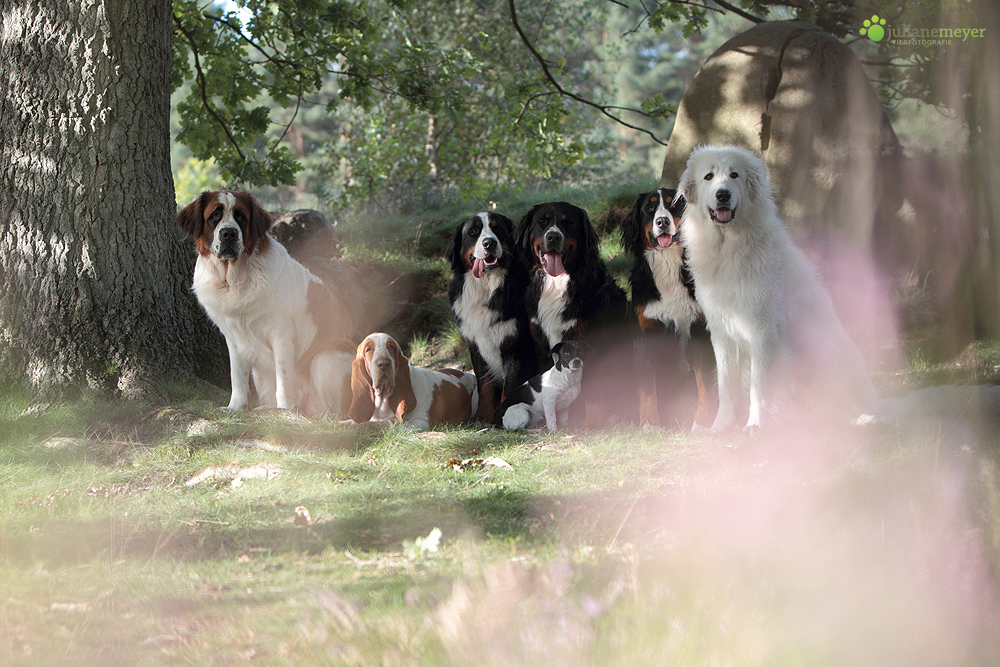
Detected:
left=678, top=145, right=878, bottom=432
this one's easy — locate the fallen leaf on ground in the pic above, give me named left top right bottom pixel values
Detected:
left=294, top=505, right=314, bottom=526
left=404, top=527, right=443, bottom=560
left=42, top=437, right=87, bottom=450
left=442, top=456, right=513, bottom=472
left=185, top=464, right=281, bottom=487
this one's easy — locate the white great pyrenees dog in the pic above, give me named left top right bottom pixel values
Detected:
left=678, top=145, right=878, bottom=432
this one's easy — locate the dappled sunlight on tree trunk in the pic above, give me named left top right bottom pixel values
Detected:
left=0, top=0, right=219, bottom=396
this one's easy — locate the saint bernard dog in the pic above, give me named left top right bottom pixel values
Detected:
left=347, top=333, right=479, bottom=430
left=516, top=201, right=632, bottom=426
left=447, top=211, right=541, bottom=423
left=178, top=190, right=354, bottom=415
left=620, top=188, right=716, bottom=429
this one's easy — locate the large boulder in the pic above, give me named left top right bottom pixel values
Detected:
left=661, top=20, right=905, bottom=253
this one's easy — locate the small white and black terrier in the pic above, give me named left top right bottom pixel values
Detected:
left=500, top=341, right=585, bottom=430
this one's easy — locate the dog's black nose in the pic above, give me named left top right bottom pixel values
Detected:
left=545, top=230, right=562, bottom=247
left=716, top=189, right=731, bottom=205
left=482, top=237, right=497, bottom=253
left=219, top=227, right=239, bottom=242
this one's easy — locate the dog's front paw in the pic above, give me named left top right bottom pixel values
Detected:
left=742, top=424, right=761, bottom=439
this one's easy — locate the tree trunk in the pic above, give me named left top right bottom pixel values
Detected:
left=425, top=114, right=439, bottom=185
left=0, top=0, right=214, bottom=397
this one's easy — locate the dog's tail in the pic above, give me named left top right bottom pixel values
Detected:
left=857, top=384, right=1000, bottom=426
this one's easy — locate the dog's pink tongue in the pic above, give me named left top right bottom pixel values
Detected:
left=472, top=257, right=485, bottom=279
left=543, top=252, right=565, bottom=277
left=657, top=234, right=673, bottom=248
left=715, top=208, right=733, bottom=223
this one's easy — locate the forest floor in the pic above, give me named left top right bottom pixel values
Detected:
left=3, top=187, right=1000, bottom=664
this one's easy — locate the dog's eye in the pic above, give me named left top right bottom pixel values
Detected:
left=730, top=172, right=739, bottom=179
left=234, top=211, right=246, bottom=223
left=703, top=173, right=714, bottom=181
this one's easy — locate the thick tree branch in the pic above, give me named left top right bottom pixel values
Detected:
left=508, top=0, right=669, bottom=146
left=711, top=0, right=765, bottom=23
left=172, top=13, right=246, bottom=163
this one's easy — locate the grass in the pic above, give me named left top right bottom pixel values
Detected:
left=2, top=385, right=1000, bottom=665
left=5, top=184, right=1000, bottom=664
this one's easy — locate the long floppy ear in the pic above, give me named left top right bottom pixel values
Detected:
left=677, top=164, right=696, bottom=209
left=389, top=340, right=416, bottom=420
left=241, top=192, right=273, bottom=255
left=576, top=204, right=600, bottom=257
left=446, top=219, right=467, bottom=274
left=515, top=205, right=541, bottom=264
left=744, top=153, right=771, bottom=204
left=177, top=191, right=211, bottom=238
left=619, top=193, right=646, bottom=257
left=668, top=191, right=687, bottom=218
left=550, top=342, right=565, bottom=370
left=348, top=354, right=376, bottom=423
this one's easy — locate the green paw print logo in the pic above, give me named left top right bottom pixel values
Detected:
left=861, top=15, right=887, bottom=41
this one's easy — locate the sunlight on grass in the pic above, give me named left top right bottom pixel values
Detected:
left=1, top=390, right=999, bottom=664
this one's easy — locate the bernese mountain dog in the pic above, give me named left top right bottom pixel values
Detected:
left=516, top=201, right=632, bottom=426
left=620, top=187, right=716, bottom=429
left=447, top=211, right=542, bottom=424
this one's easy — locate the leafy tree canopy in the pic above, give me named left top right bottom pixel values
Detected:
left=170, top=0, right=979, bottom=206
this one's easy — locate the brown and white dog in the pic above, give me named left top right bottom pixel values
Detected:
left=178, top=190, right=354, bottom=415
left=348, top=333, right=479, bottom=430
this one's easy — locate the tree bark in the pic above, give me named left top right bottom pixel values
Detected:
left=0, top=0, right=213, bottom=396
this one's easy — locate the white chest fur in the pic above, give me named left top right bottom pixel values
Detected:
left=452, top=270, right=518, bottom=380
left=192, top=244, right=317, bottom=360
left=541, top=365, right=582, bottom=411
left=641, top=247, right=703, bottom=337
left=534, top=273, right=575, bottom=348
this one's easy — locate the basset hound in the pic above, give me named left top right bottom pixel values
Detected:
left=348, top=333, right=479, bottom=430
